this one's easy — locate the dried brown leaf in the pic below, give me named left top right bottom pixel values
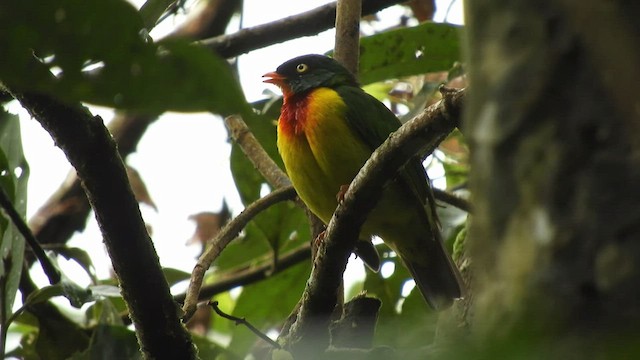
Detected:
left=187, top=202, right=231, bottom=247
left=126, top=166, right=157, bottom=211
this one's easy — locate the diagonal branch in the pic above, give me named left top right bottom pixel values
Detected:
left=174, top=243, right=310, bottom=304
left=224, top=115, right=291, bottom=189
left=182, top=185, right=297, bottom=320
left=10, top=91, right=196, bottom=359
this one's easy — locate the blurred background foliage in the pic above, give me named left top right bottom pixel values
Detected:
left=0, top=0, right=467, bottom=358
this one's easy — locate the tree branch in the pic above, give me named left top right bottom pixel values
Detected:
left=27, top=114, right=157, bottom=253
left=208, top=300, right=281, bottom=349
left=182, top=185, right=297, bottom=320
left=199, top=0, right=403, bottom=58
left=282, top=87, right=465, bottom=354
left=433, top=188, right=472, bottom=213
left=174, top=243, right=310, bottom=304
left=224, top=115, right=291, bottom=188
left=11, top=91, right=196, bottom=359
left=334, top=0, right=362, bottom=76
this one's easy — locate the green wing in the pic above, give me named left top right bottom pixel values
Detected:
left=336, top=85, right=435, bottom=214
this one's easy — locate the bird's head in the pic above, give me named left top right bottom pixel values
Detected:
left=263, top=54, right=359, bottom=98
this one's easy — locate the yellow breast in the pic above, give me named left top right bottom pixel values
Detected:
left=277, top=87, right=371, bottom=224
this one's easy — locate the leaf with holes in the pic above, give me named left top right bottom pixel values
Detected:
left=358, top=22, right=462, bottom=85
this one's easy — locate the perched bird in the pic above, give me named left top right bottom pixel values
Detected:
left=263, top=54, right=463, bottom=310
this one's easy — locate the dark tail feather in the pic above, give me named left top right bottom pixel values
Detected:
left=401, top=239, right=464, bottom=311
left=354, top=239, right=381, bottom=272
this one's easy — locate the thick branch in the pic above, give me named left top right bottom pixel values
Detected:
left=200, top=0, right=403, bottom=58
left=12, top=92, right=195, bottom=360
left=28, top=113, right=157, bottom=250
left=283, top=88, right=465, bottom=353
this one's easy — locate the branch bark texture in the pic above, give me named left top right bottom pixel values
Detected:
left=200, top=0, right=403, bottom=58
left=334, top=0, right=362, bottom=76
left=13, top=93, right=195, bottom=360
left=465, top=0, right=640, bottom=357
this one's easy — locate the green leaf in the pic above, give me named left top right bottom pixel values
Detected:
left=213, top=221, right=272, bottom=271
left=442, top=159, right=469, bottom=189
left=55, top=246, right=97, bottom=283
left=85, top=298, right=125, bottom=327
left=139, top=0, right=175, bottom=30
left=0, top=107, right=29, bottom=324
left=69, top=325, right=142, bottom=360
left=358, top=22, right=462, bottom=85
left=226, top=261, right=311, bottom=356
left=0, top=0, right=250, bottom=114
left=23, top=285, right=67, bottom=306
left=30, top=305, right=91, bottom=360
left=24, top=281, right=93, bottom=309
left=191, top=334, right=231, bottom=359
left=162, top=267, right=191, bottom=287
left=452, top=225, right=467, bottom=262
left=394, top=286, right=438, bottom=347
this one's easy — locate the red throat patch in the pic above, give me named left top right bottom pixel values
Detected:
left=279, top=93, right=310, bottom=137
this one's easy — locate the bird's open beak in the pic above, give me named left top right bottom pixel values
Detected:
left=262, top=71, right=286, bottom=86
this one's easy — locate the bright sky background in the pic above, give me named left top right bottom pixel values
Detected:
left=9, top=0, right=464, bottom=304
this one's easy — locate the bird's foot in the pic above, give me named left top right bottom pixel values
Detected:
left=313, top=230, right=326, bottom=249
left=336, top=184, right=350, bottom=203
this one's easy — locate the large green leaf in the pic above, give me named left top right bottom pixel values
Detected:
left=214, top=202, right=309, bottom=272
left=0, top=0, right=250, bottom=114
left=363, top=255, right=438, bottom=348
left=68, top=325, right=142, bottom=360
left=359, top=22, right=462, bottom=85
left=226, top=261, right=310, bottom=356
left=0, top=108, right=29, bottom=327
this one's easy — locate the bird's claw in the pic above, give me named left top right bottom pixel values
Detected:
left=336, top=184, right=350, bottom=203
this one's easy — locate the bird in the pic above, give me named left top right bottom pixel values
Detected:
left=263, top=54, right=464, bottom=310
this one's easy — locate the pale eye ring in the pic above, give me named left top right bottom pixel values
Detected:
left=296, top=63, right=308, bottom=73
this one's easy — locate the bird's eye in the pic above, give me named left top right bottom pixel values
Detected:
left=296, top=63, right=308, bottom=73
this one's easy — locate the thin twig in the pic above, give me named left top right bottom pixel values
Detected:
left=433, top=188, right=473, bottom=213
left=182, top=186, right=297, bottom=320
left=199, top=0, right=403, bottom=58
left=174, top=243, right=310, bottom=304
left=0, top=186, right=60, bottom=284
left=208, top=300, right=281, bottom=349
